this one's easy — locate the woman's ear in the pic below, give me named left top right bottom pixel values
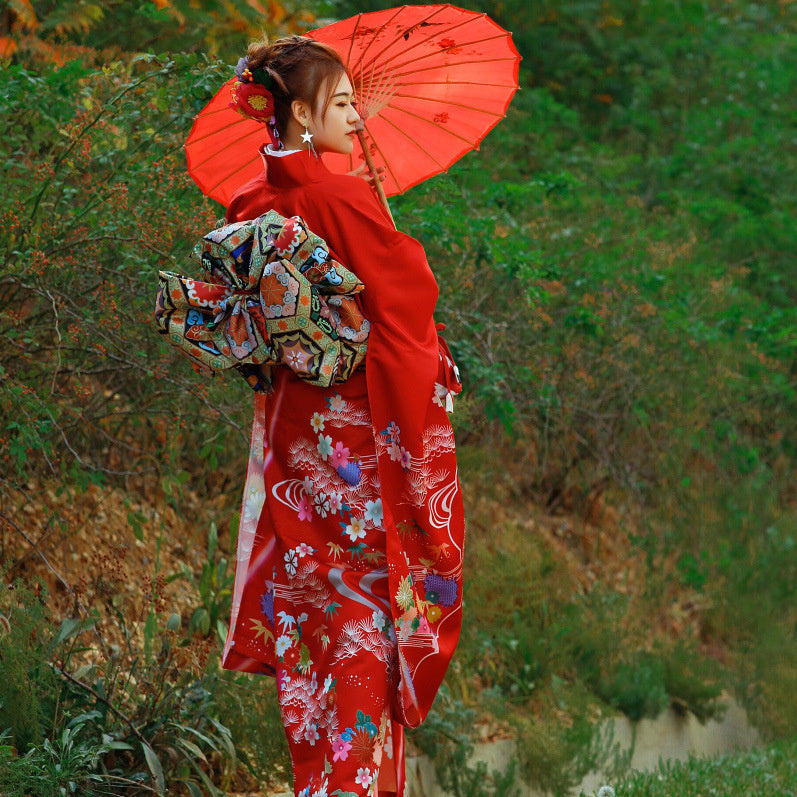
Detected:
left=290, top=98, right=312, bottom=128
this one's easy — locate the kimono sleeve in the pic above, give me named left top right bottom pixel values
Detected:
left=301, top=178, right=440, bottom=442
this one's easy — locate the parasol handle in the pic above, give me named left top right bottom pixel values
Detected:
left=356, top=127, right=396, bottom=229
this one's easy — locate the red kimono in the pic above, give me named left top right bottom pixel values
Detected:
left=222, top=149, right=464, bottom=797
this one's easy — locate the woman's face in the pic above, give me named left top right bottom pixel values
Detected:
left=308, top=73, right=361, bottom=155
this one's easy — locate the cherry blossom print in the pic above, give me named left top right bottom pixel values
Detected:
left=222, top=317, right=465, bottom=793
left=304, top=722, right=321, bottom=745
left=328, top=393, right=347, bottom=412
left=296, top=542, right=314, bottom=558
left=314, top=492, right=331, bottom=518
left=298, top=495, right=313, bottom=521
left=317, top=434, right=333, bottom=460
left=344, top=517, right=367, bottom=543
left=327, top=491, right=343, bottom=514
left=354, top=767, right=373, bottom=789
left=284, top=549, right=299, bottom=576
left=332, top=735, right=352, bottom=762
left=363, top=499, right=383, bottom=526
left=330, top=441, right=350, bottom=468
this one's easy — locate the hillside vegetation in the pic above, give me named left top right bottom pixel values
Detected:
left=0, top=1, right=794, bottom=794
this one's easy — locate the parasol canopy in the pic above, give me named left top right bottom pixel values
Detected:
left=185, top=4, right=521, bottom=207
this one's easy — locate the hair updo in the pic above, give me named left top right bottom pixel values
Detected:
left=245, top=35, right=348, bottom=139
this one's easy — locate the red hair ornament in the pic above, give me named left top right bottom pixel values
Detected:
left=229, top=80, right=276, bottom=122
left=229, top=59, right=281, bottom=147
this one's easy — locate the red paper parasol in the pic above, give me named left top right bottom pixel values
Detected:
left=185, top=4, right=521, bottom=208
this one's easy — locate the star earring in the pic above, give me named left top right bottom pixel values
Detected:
left=301, top=127, right=316, bottom=157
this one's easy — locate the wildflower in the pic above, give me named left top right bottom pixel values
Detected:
left=388, top=442, right=402, bottom=462
left=399, top=447, right=411, bottom=470
left=372, top=609, right=388, bottom=633
left=311, top=412, right=325, bottom=431
left=284, top=549, right=299, bottom=576
left=275, top=635, right=292, bottom=657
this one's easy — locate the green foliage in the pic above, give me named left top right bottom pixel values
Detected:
left=215, top=672, right=293, bottom=789
left=0, top=582, right=58, bottom=750
left=409, top=687, right=520, bottom=797
left=513, top=704, right=630, bottom=797
left=177, top=522, right=235, bottom=643
left=601, top=736, right=797, bottom=796
left=598, top=654, right=669, bottom=723
left=0, top=716, right=133, bottom=797
left=0, top=573, right=237, bottom=795
left=0, top=54, right=252, bottom=496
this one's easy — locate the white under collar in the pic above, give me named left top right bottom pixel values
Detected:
left=263, top=145, right=303, bottom=158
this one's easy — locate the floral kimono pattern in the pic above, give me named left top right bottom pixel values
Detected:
left=224, top=356, right=461, bottom=795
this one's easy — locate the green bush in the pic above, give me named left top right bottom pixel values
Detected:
left=0, top=55, right=252, bottom=498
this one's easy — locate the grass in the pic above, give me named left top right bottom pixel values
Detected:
left=585, top=737, right=797, bottom=796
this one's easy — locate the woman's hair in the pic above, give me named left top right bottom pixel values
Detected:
left=246, top=35, right=347, bottom=138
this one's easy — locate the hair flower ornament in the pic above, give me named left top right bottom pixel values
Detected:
left=230, top=57, right=277, bottom=122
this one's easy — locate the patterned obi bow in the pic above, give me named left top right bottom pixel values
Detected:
left=155, top=211, right=369, bottom=390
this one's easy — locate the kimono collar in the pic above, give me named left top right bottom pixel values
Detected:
left=261, top=147, right=332, bottom=190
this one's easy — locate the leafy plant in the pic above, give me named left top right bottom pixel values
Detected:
left=177, top=521, right=235, bottom=644
left=409, top=688, right=520, bottom=797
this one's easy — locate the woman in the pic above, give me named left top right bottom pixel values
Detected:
left=220, top=35, right=465, bottom=797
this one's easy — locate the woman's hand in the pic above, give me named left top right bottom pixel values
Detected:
left=348, top=162, right=386, bottom=188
